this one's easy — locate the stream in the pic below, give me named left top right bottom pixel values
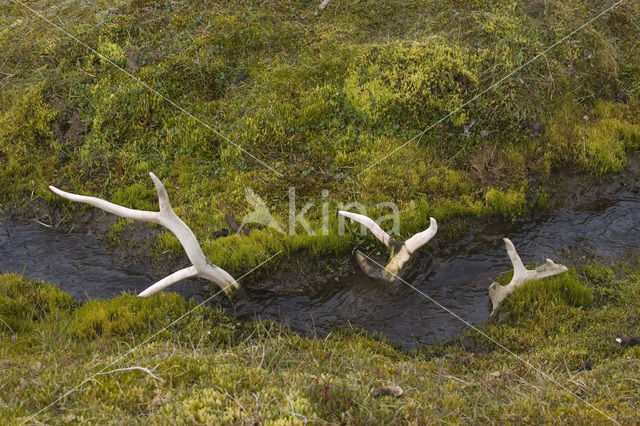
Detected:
left=2, top=194, right=639, bottom=349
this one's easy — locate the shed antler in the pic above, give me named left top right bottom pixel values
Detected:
left=49, top=173, right=238, bottom=297
left=488, top=238, right=567, bottom=312
left=339, top=210, right=437, bottom=281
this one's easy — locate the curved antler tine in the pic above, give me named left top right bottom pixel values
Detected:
left=48, top=185, right=159, bottom=223
left=404, top=217, right=438, bottom=253
left=149, top=172, right=172, bottom=214
left=339, top=210, right=392, bottom=247
left=503, top=238, right=527, bottom=283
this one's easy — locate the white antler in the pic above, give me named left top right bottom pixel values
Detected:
left=488, top=238, right=568, bottom=312
left=339, top=211, right=437, bottom=281
left=338, top=210, right=393, bottom=247
left=384, top=217, right=437, bottom=280
left=49, top=173, right=238, bottom=297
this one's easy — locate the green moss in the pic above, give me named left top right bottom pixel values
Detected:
left=344, top=38, right=478, bottom=126
left=548, top=101, right=640, bottom=175
left=154, top=231, right=184, bottom=259
left=503, top=269, right=594, bottom=321
left=579, top=114, right=640, bottom=175
left=535, top=188, right=550, bottom=210
left=2, top=257, right=640, bottom=423
left=0, top=83, right=57, bottom=152
left=0, top=274, right=74, bottom=334
left=111, top=183, right=157, bottom=211
left=70, top=293, right=188, bottom=339
left=484, top=185, right=528, bottom=220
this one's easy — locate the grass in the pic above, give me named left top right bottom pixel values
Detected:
left=0, top=0, right=639, bottom=273
left=1, top=2, right=640, bottom=421
left=1, top=257, right=640, bottom=423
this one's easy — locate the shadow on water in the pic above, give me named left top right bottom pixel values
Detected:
left=2, top=195, right=640, bottom=349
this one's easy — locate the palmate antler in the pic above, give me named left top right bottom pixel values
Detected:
left=488, top=238, right=568, bottom=312
left=339, top=210, right=438, bottom=281
left=49, top=173, right=238, bottom=297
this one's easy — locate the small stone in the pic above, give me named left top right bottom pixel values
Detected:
left=463, top=119, right=476, bottom=135
left=213, top=228, right=230, bottom=238
left=528, top=121, right=545, bottom=138
left=233, top=72, right=248, bottom=84
left=480, top=130, right=489, bottom=137
left=583, top=115, right=590, bottom=121
left=616, top=335, right=640, bottom=346
left=371, top=384, right=403, bottom=398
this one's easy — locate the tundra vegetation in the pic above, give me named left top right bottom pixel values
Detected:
left=2, top=262, right=640, bottom=423
left=1, top=0, right=640, bottom=423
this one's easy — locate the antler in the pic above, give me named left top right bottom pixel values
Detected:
left=339, top=211, right=437, bottom=281
left=488, top=238, right=568, bottom=312
left=49, top=173, right=238, bottom=297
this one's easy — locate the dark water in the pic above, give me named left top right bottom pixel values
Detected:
left=0, top=219, right=206, bottom=301
left=2, top=195, right=640, bottom=349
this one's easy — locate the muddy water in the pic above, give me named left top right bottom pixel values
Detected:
left=2, top=195, right=640, bottom=349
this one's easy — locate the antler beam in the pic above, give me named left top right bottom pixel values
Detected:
left=339, top=210, right=437, bottom=281
left=49, top=173, right=238, bottom=297
left=488, top=238, right=568, bottom=312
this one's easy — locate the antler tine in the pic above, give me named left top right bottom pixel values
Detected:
left=339, top=210, right=392, bottom=247
left=48, top=185, right=159, bottom=223
left=503, top=238, right=527, bottom=283
left=149, top=172, right=173, bottom=214
left=49, top=173, right=238, bottom=297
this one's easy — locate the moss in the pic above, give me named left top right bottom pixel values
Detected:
left=578, top=115, right=640, bottom=175
left=344, top=38, right=478, bottom=126
left=484, top=185, right=528, bottom=220
left=502, top=269, right=594, bottom=322
left=0, top=83, right=57, bottom=152
left=70, top=292, right=188, bottom=339
left=111, top=183, right=157, bottom=211
left=154, top=231, right=184, bottom=259
left=0, top=274, right=74, bottom=335
left=535, top=188, right=550, bottom=210
left=548, top=100, right=640, bottom=175
left=0, top=83, right=58, bottom=198
left=2, top=257, right=640, bottom=423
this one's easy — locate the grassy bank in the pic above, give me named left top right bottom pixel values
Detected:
left=1, top=0, right=640, bottom=273
left=1, top=258, right=640, bottom=423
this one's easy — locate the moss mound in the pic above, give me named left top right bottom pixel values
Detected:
left=503, top=269, right=594, bottom=321
left=0, top=274, right=74, bottom=334
left=70, top=293, right=188, bottom=339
